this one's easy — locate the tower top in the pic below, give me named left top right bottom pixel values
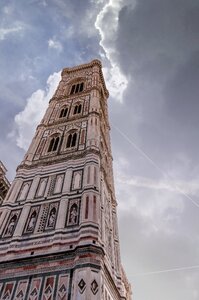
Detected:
left=61, top=59, right=109, bottom=98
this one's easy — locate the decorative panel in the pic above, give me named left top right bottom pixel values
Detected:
left=14, top=279, right=29, bottom=300
left=36, top=177, right=48, bottom=198
left=71, top=170, right=83, bottom=191
left=45, top=202, right=59, bottom=230
left=42, top=276, right=55, bottom=300
left=17, top=181, right=32, bottom=201
left=27, top=277, right=42, bottom=300
left=56, top=274, right=69, bottom=300
left=3, top=209, right=21, bottom=238
left=1, top=281, right=15, bottom=300
left=35, top=138, right=46, bottom=157
left=23, top=206, right=40, bottom=234
left=66, top=198, right=80, bottom=226
left=54, top=174, right=64, bottom=194
left=37, top=204, right=50, bottom=233
left=47, top=175, right=56, bottom=196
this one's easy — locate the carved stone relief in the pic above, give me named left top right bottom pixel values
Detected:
left=66, top=199, right=80, bottom=226
left=23, top=206, right=40, bottom=234
left=3, top=209, right=21, bottom=237
left=45, top=202, right=59, bottom=230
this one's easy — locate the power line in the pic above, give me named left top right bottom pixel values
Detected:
left=113, top=124, right=199, bottom=208
left=132, top=264, right=199, bottom=277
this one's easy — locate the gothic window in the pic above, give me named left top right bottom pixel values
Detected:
left=66, top=132, right=77, bottom=148
left=48, top=136, right=60, bottom=152
left=73, top=104, right=82, bottom=115
left=59, top=107, right=68, bottom=118
left=70, top=82, right=84, bottom=95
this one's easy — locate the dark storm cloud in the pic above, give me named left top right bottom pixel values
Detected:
left=110, top=2, right=199, bottom=298
left=109, top=0, right=199, bottom=174
left=116, top=0, right=199, bottom=124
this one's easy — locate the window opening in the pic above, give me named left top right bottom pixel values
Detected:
left=48, top=136, right=60, bottom=152
left=70, top=82, right=84, bottom=95
left=74, top=104, right=82, bottom=115
left=78, top=104, right=82, bottom=114
left=66, top=132, right=77, bottom=148
left=71, top=132, right=77, bottom=147
left=60, top=107, right=68, bottom=118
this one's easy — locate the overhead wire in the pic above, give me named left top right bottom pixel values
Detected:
left=132, top=264, right=199, bottom=277
left=112, top=124, right=199, bottom=208
left=113, top=124, right=199, bottom=276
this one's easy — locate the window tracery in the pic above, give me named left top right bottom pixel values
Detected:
left=59, top=107, right=68, bottom=118
left=73, top=104, right=82, bottom=115
left=70, top=82, right=84, bottom=95
left=48, top=136, right=60, bottom=152
left=66, top=132, right=77, bottom=148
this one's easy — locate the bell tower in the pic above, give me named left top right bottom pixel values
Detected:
left=0, top=60, right=131, bottom=300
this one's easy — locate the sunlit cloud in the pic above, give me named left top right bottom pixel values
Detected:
left=95, top=0, right=128, bottom=102
left=10, top=71, right=61, bottom=150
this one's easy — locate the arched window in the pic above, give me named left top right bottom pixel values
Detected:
left=78, top=104, right=82, bottom=114
left=74, top=104, right=82, bottom=115
left=71, top=132, right=77, bottom=147
left=59, top=107, right=68, bottom=118
left=66, top=134, right=72, bottom=148
left=70, top=82, right=84, bottom=95
left=66, top=132, right=77, bottom=148
left=48, top=136, right=60, bottom=152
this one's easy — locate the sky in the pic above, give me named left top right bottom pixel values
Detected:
left=1, top=0, right=199, bottom=299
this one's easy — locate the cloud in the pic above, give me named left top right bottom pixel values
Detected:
left=48, top=38, right=63, bottom=52
left=11, top=71, right=61, bottom=150
left=117, top=173, right=199, bottom=197
left=0, top=22, right=25, bottom=40
left=95, top=0, right=129, bottom=102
